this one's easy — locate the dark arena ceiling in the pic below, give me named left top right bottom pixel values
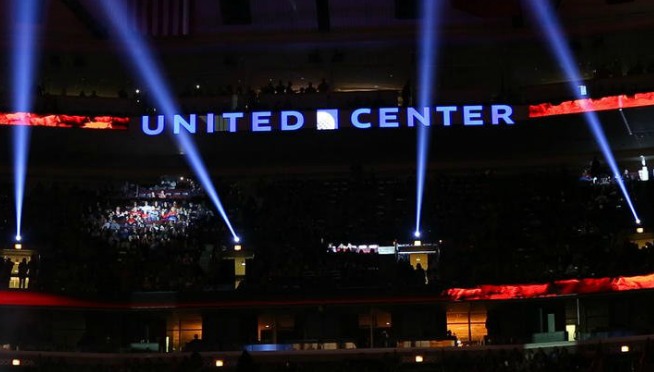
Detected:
left=1, top=0, right=654, bottom=180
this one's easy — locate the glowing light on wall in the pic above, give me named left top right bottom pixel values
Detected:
left=529, top=92, right=654, bottom=118
left=444, top=272, right=654, bottom=301
left=3, top=270, right=654, bottom=307
left=415, top=0, right=443, bottom=238
left=96, top=0, right=239, bottom=241
left=9, top=0, right=43, bottom=242
left=524, top=0, right=640, bottom=224
left=0, top=112, right=130, bottom=129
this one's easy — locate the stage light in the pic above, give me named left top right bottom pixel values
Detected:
left=234, top=244, right=242, bottom=251
left=15, top=243, right=22, bottom=250
left=10, top=0, right=40, bottom=112
left=414, top=231, right=421, bottom=238
left=96, top=0, right=240, bottom=241
left=415, top=355, right=424, bottom=363
left=135, top=89, right=140, bottom=94
left=215, top=359, right=224, bottom=367
left=11, top=359, right=20, bottom=366
left=636, top=227, right=644, bottom=234
left=234, top=236, right=241, bottom=243
left=636, top=219, right=642, bottom=225
left=524, top=0, right=641, bottom=225
left=415, top=0, right=443, bottom=237
left=13, top=123, right=29, bottom=246
left=15, top=234, right=22, bottom=242
left=9, top=0, right=42, bottom=249
left=621, top=345, right=629, bottom=353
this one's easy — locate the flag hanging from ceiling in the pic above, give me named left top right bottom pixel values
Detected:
left=133, top=0, right=191, bottom=37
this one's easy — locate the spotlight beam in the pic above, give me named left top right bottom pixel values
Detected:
left=13, top=124, right=29, bottom=242
left=415, top=0, right=443, bottom=237
left=96, top=0, right=239, bottom=240
left=523, top=0, right=641, bottom=224
left=9, top=0, right=42, bottom=241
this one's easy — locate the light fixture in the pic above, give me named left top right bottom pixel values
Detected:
left=215, top=359, right=224, bottom=367
left=415, top=355, right=423, bottom=363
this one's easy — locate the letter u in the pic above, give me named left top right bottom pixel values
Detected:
left=142, top=115, right=165, bottom=136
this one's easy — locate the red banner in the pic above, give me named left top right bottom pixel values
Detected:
left=0, top=112, right=129, bottom=130
left=444, top=272, right=654, bottom=301
left=529, top=92, right=654, bottom=118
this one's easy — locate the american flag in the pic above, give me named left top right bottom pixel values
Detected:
left=132, top=0, right=191, bottom=37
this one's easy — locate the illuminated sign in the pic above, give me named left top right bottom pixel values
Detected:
left=141, top=105, right=515, bottom=135
left=0, top=112, right=130, bottom=130
left=529, top=92, right=654, bottom=118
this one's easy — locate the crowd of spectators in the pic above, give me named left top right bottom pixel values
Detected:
left=259, top=78, right=330, bottom=96
left=14, top=51, right=654, bottom=115
left=0, top=177, right=227, bottom=294
left=1, top=164, right=653, bottom=296
left=39, top=77, right=332, bottom=101
left=234, top=166, right=653, bottom=290
left=591, top=58, right=654, bottom=80
left=22, top=60, right=654, bottom=119
left=19, top=77, right=401, bottom=117
left=85, top=178, right=210, bottom=250
left=77, top=178, right=230, bottom=293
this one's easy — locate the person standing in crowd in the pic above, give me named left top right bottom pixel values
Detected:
left=236, top=350, right=258, bottom=372
left=305, top=82, right=317, bottom=94
left=415, top=263, right=426, bottom=286
left=318, top=78, right=330, bottom=93
left=28, top=253, right=38, bottom=289
left=18, top=258, right=28, bottom=289
left=0, top=258, right=6, bottom=289
left=2, top=258, right=15, bottom=288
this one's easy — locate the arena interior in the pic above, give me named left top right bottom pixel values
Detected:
left=2, top=0, right=654, bottom=371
